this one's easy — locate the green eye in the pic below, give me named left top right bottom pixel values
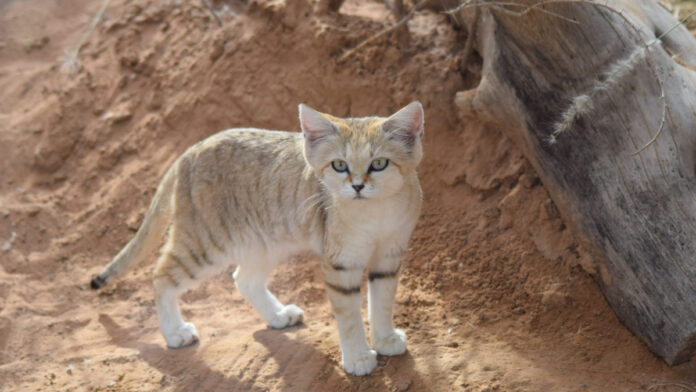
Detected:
left=331, top=160, right=349, bottom=173
left=369, top=158, right=389, bottom=172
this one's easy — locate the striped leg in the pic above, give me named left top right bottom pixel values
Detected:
left=368, top=246, right=406, bottom=356
left=322, top=261, right=377, bottom=376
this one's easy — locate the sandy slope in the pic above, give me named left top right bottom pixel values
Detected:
left=0, top=0, right=695, bottom=391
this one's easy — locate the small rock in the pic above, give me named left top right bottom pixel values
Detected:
left=394, top=378, right=412, bottom=391
left=107, top=380, right=116, bottom=387
left=102, top=101, right=133, bottom=124
left=23, top=36, right=50, bottom=52
left=1, top=231, right=16, bottom=251
left=519, top=171, right=539, bottom=188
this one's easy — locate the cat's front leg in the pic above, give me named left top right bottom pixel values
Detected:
left=321, top=256, right=377, bottom=376
left=367, top=243, right=408, bottom=356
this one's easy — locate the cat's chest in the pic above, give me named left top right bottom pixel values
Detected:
left=332, top=198, right=418, bottom=242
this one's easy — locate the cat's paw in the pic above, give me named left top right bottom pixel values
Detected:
left=373, top=329, right=407, bottom=356
left=268, top=304, right=304, bottom=329
left=342, top=349, right=378, bottom=376
left=164, top=322, right=199, bottom=348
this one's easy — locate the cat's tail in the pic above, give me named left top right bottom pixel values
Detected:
left=90, top=166, right=176, bottom=290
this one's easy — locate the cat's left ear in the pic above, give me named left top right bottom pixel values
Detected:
left=298, top=104, right=337, bottom=144
left=382, top=101, right=424, bottom=147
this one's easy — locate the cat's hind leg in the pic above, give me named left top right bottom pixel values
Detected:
left=233, top=263, right=304, bottom=329
left=153, top=252, right=200, bottom=348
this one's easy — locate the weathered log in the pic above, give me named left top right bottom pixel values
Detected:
left=455, top=0, right=696, bottom=365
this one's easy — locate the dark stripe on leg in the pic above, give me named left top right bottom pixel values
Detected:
left=154, top=273, right=179, bottom=287
left=170, top=253, right=196, bottom=279
left=368, top=269, right=400, bottom=281
left=326, top=282, right=361, bottom=295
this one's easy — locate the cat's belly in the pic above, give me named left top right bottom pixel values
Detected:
left=212, top=232, right=321, bottom=266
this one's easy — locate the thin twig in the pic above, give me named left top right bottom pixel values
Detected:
left=59, top=0, right=110, bottom=73
left=657, top=8, right=696, bottom=41
left=648, top=381, right=696, bottom=392
left=338, top=1, right=424, bottom=62
left=630, top=80, right=665, bottom=156
left=201, top=0, right=224, bottom=27
left=445, top=0, right=580, bottom=25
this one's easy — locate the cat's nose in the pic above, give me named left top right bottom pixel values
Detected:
left=352, top=184, right=365, bottom=193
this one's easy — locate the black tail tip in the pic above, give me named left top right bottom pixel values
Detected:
left=90, top=275, right=106, bottom=290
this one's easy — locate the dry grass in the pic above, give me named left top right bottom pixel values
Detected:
left=59, top=0, right=110, bottom=74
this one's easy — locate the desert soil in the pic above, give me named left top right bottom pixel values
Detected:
left=1, top=0, right=695, bottom=391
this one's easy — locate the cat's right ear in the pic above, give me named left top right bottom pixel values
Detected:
left=299, top=104, right=337, bottom=145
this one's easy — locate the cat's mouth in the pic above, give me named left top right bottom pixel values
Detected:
left=353, top=194, right=366, bottom=200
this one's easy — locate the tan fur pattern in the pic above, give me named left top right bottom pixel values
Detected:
left=92, top=102, right=425, bottom=376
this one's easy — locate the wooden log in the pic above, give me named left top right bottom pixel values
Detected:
left=454, top=0, right=696, bottom=365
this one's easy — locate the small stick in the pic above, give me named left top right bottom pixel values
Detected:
left=648, top=381, right=696, bottom=392
left=630, top=84, right=665, bottom=156
left=201, top=0, right=223, bottom=27
left=59, top=0, right=111, bottom=73
left=445, top=0, right=580, bottom=25
left=338, top=1, right=423, bottom=63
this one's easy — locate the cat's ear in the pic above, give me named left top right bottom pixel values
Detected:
left=382, top=101, right=424, bottom=147
left=299, top=104, right=337, bottom=144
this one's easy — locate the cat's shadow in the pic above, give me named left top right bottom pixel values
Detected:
left=252, top=327, right=423, bottom=391
left=98, top=314, right=265, bottom=392
left=99, top=314, right=422, bottom=390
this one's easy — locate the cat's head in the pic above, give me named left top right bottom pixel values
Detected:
left=298, top=102, right=424, bottom=201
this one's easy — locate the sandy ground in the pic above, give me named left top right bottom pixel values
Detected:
left=1, top=0, right=696, bottom=391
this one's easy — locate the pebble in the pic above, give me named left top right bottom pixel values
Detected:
left=395, top=378, right=412, bottom=391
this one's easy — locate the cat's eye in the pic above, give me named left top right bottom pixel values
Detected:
left=369, top=158, right=389, bottom=172
left=331, top=160, right=349, bottom=173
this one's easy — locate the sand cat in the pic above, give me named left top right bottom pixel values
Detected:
left=90, top=102, right=424, bottom=376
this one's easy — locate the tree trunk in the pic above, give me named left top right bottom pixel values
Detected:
left=455, top=0, right=696, bottom=365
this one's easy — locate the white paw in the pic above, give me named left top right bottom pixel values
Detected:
left=268, top=304, right=304, bottom=329
left=342, top=349, right=378, bottom=376
left=164, top=322, right=199, bottom=348
left=373, top=329, right=407, bottom=356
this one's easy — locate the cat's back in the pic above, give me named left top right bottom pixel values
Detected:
left=170, top=128, right=323, bottom=253
left=183, top=128, right=303, bottom=170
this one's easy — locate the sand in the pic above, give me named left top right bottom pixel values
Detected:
left=0, top=0, right=695, bottom=390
